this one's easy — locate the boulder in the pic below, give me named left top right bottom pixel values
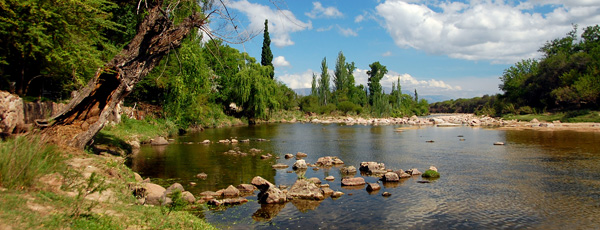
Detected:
left=271, top=163, right=288, bottom=169
left=366, top=183, right=381, bottom=191
left=382, top=192, right=392, bottom=197
left=341, top=177, right=366, bottom=186
left=0, top=91, right=24, bottom=134
left=222, top=185, right=240, bottom=198
left=287, top=179, right=325, bottom=200
left=151, top=136, right=169, bottom=145
left=237, top=184, right=256, bottom=193
left=182, top=191, right=196, bottom=203
left=429, top=166, right=438, bottom=172
left=307, top=177, right=322, bottom=185
left=321, top=187, right=334, bottom=196
left=325, top=176, right=335, bottom=181
left=382, top=172, right=399, bottom=182
left=133, top=172, right=143, bottom=182
left=201, top=140, right=211, bottom=144
left=144, top=183, right=166, bottom=205
left=394, top=170, right=411, bottom=178
left=340, top=166, right=357, bottom=175
left=359, top=162, right=385, bottom=173
left=408, top=168, right=422, bottom=176
left=296, top=152, right=308, bottom=157
left=251, top=176, right=287, bottom=204
left=315, top=156, right=334, bottom=166
left=293, top=159, right=308, bottom=170
left=284, top=153, right=294, bottom=159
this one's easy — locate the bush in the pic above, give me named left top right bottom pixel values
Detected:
left=421, top=170, right=440, bottom=178
left=0, top=136, right=64, bottom=189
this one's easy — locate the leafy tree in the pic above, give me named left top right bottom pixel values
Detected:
left=367, top=62, right=387, bottom=106
left=333, top=51, right=348, bottom=93
left=311, top=73, right=317, bottom=96
left=260, top=19, right=274, bottom=79
left=318, top=57, right=331, bottom=105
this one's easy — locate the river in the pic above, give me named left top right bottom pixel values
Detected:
left=127, top=123, right=600, bottom=229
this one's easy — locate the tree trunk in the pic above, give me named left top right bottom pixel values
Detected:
left=38, top=5, right=207, bottom=149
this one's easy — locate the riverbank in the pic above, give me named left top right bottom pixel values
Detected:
left=0, top=136, right=217, bottom=230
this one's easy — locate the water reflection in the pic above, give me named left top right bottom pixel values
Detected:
left=128, top=124, right=600, bottom=229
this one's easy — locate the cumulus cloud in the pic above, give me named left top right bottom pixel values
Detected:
left=277, top=69, right=317, bottom=89
left=382, top=51, right=392, bottom=57
left=227, top=0, right=312, bottom=47
left=306, top=2, right=344, bottom=19
left=375, top=0, right=600, bottom=63
left=316, top=25, right=334, bottom=32
left=273, top=56, right=291, bottom=67
left=355, top=14, right=365, bottom=23
left=353, top=69, right=462, bottom=94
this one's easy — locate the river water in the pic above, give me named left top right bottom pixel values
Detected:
left=128, top=123, right=600, bottom=229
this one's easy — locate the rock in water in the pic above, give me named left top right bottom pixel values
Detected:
left=382, top=172, right=400, bottom=182
left=222, top=185, right=240, bottom=198
left=251, top=176, right=287, bottom=204
left=422, top=170, right=441, bottom=178
left=366, top=183, right=381, bottom=191
left=359, top=162, right=385, bottom=173
left=293, top=159, right=308, bottom=170
left=287, top=179, right=325, bottom=200
left=341, top=177, right=366, bottom=186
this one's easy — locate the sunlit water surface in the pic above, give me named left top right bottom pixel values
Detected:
left=128, top=123, right=600, bottom=229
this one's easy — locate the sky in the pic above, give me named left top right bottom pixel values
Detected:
left=210, top=0, right=600, bottom=99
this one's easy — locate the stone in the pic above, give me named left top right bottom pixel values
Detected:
left=422, top=170, right=441, bottom=178
left=341, top=177, right=366, bottom=186
left=366, top=183, right=381, bottom=191
left=315, top=156, right=334, bottom=166
left=164, top=183, right=184, bottom=196
left=144, top=183, right=166, bottom=205
left=222, top=185, right=240, bottom=198
left=231, top=139, right=238, bottom=143
left=359, top=162, right=385, bottom=173
left=182, top=191, right=196, bottom=203
left=196, top=172, right=208, bottom=179
left=133, top=172, right=143, bottom=182
left=382, top=172, right=399, bottom=182
left=293, top=159, right=308, bottom=170
left=272, top=163, right=289, bottom=169
left=189, top=182, right=197, bottom=186
left=325, top=176, right=335, bottom=181
left=284, top=153, right=294, bottom=159
left=530, top=118, right=540, bottom=123
left=296, top=152, right=308, bottom=157
left=128, top=140, right=141, bottom=149
left=208, top=198, right=248, bottom=206
left=382, top=192, right=392, bottom=197
left=237, top=184, right=256, bottom=193
left=0, top=91, right=24, bottom=134
left=261, top=154, right=271, bottom=159
left=251, top=176, right=287, bottom=204
left=321, top=187, right=334, bottom=196
left=151, top=136, right=169, bottom=145
left=331, top=191, right=344, bottom=198
left=308, top=177, right=322, bottom=185
left=394, top=170, right=411, bottom=178
left=408, top=168, right=422, bottom=176
left=199, top=191, right=218, bottom=197
left=201, top=140, right=210, bottom=144
left=340, top=166, right=357, bottom=175
left=287, top=179, right=325, bottom=200
left=429, top=166, right=438, bottom=172
left=494, top=142, right=505, bottom=145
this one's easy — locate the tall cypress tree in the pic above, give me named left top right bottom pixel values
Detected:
left=261, top=19, right=274, bottom=79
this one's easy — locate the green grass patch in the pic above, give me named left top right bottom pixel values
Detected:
left=99, top=117, right=178, bottom=143
left=422, top=170, right=440, bottom=178
left=0, top=136, right=65, bottom=189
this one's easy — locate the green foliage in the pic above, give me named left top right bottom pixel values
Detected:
left=499, top=24, right=600, bottom=110
left=99, top=117, right=178, bottom=143
left=0, top=0, right=124, bottom=98
left=337, top=101, right=360, bottom=115
left=422, top=170, right=440, bottom=178
left=318, top=57, right=331, bottom=106
left=300, top=95, right=320, bottom=114
left=367, top=62, right=387, bottom=106
left=261, top=19, right=274, bottom=79
left=71, top=172, right=108, bottom=218
left=0, top=136, right=64, bottom=189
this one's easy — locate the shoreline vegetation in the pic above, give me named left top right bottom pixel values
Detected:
left=2, top=112, right=599, bottom=229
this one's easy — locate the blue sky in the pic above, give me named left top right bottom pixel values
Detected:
left=210, top=0, right=600, bottom=99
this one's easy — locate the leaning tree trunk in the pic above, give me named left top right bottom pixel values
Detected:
left=38, top=5, right=207, bottom=149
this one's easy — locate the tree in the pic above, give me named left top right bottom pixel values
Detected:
left=318, top=57, right=330, bottom=105
left=38, top=1, right=210, bottom=149
left=414, top=89, right=418, bottom=102
left=333, top=51, right=348, bottom=93
left=261, top=19, right=274, bottom=79
left=367, top=61, right=387, bottom=106
left=311, top=73, right=317, bottom=96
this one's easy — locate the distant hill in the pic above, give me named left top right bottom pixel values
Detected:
left=293, top=88, right=451, bottom=103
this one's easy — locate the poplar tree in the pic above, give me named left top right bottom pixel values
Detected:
left=318, top=57, right=330, bottom=105
left=260, top=19, right=274, bottom=79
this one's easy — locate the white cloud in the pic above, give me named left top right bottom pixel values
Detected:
left=277, top=69, right=316, bottom=89
left=355, top=14, right=365, bottom=23
left=306, top=2, right=344, bottom=19
left=337, top=25, right=360, bottom=37
left=382, top=51, right=392, bottom=57
left=316, top=25, right=334, bottom=32
left=353, top=69, right=462, bottom=94
left=273, top=56, right=291, bottom=67
left=375, top=0, right=600, bottom=63
left=228, top=0, right=312, bottom=48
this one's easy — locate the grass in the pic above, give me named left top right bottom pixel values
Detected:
left=99, top=117, right=179, bottom=143
left=501, top=110, right=600, bottom=123
left=0, top=136, right=64, bottom=189
left=0, top=134, right=217, bottom=230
